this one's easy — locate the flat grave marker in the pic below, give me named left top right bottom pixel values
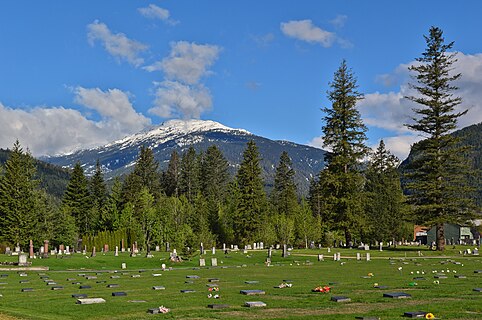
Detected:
left=244, top=301, right=266, bottom=307
left=355, top=317, right=380, bottom=320
left=244, top=281, right=259, bottom=284
left=128, top=300, right=146, bottom=303
left=76, top=298, right=106, bottom=305
left=208, top=278, right=220, bottom=282
left=21, top=288, right=34, bottom=292
left=403, top=311, right=428, bottom=318
left=383, top=292, right=411, bottom=299
left=240, top=289, right=265, bottom=295
left=208, top=304, right=230, bottom=309
left=72, top=294, right=87, bottom=298
left=112, top=292, right=127, bottom=296
left=331, top=296, right=351, bottom=302
left=473, top=288, right=482, bottom=292
left=180, top=289, right=196, bottom=293
left=51, top=286, right=64, bottom=290
left=107, top=284, right=119, bottom=288
left=152, top=286, right=165, bottom=290
left=374, top=285, right=389, bottom=289
left=79, top=285, right=91, bottom=289
left=454, top=275, right=466, bottom=279
left=186, top=275, right=200, bottom=279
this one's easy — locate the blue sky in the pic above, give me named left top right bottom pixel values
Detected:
left=1, top=1, right=482, bottom=158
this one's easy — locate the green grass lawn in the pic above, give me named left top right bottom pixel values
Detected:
left=0, top=246, right=480, bottom=319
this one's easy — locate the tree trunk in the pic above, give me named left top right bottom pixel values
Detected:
left=344, top=228, right=352, bottom=246
left=436, top=223, right=445, bottom=251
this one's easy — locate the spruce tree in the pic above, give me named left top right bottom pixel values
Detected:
left=404, top=26, right=476, bottom=251
left=62, top=162, right=91, bottom=235
left=90, top=160, right=107, bottom=231
left=164, top=150, right=180, bottom=197
left=364, top=140, right=407, bottom=243
left=0, top=141, right=40, bottom=247
left=234, top=140, right=266, bottom=244
left=179, top=147, right=200, bottom=202
left=272, top=151, right=298, bottom=216
left=319, top=60, right=369, bottom=245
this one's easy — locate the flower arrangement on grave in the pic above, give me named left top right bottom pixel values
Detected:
left=158, top=306, right=169, bottom=313
left=277, top=282, right=293, bottom=288
left=367, top=272, right=374, bottom=277
left=208, top=287, right=219, bottom=292
left=425, top=312, right=435, bottom=319
left=312, top=285, right=331, bottom=293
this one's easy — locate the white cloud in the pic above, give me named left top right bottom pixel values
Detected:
left=0, top=88, right=151, bottom=156
left=74, top=87, right=150, bottom=133
left=87, top=20, right=148, bottom=67
left=281, top=20, right=335, bottom=47
left=149, top=81, right=212, bottom=119
left=145, top=41, right=221, bottom=85
left=138, top=4, right=178, bottom=25
left=380, top=135, right=423, bottom=160
left=330, top=15, right=348, bottom=28
left=308, top=136, right=332, bottom=152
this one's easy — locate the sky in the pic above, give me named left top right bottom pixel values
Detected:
left=1, top=1, right=482, bottom=159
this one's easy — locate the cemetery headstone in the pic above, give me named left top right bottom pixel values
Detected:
left=211, top=257, right=218, bottom=267
left=18, top=254, right=28, bottom=267
left=121, top=263, right=126, bottom=269
left=91, top=247, right=96, bottom=257
left=331, top=296, right=351, bottom=302
left=383, top=292, right=411, bottom=299
left=199, top=258, right=205, bottom=267
left=121, top=239, right=125, bottom=252
left=29, top=240, right=34, bottom=258
left=244, top=301, right=266, bottom=307
left=155, top=245, right=160, bottom=252
left=208, top=304, right=230, bottom=309
left=366, top=253, right=371, bottom=261
left=200, top=243, right=204, bottom=255
left=282, top=244, right=288, bottom=258
left=240, top=290, right=265, bottom=295
left=318, top=254, right=324, bottom=261
left=115, top=246, right=119, bottom=257
left=212, top=247, right=216, bottom=255
left=357, top=253, right=361, bottom=260
left=43, top=240, right=49, bottom=258
left=76, top=298, right=106, bottom=304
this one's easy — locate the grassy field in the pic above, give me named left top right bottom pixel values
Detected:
left=0, top=246, right=480, bottom=319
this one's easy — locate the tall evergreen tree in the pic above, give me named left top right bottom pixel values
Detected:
left=62, top=162, right=91, bottom=235
left=90, top=160, right=107, bottom=231
left=122, top=146, right=161, bottom=204
left=404, top=26, right=476, bottom=251
left=101, top=177, right=123, bottom=231
left=0, top=141, right=40, bottom=247
left=272, top=151, right=298, bottom=216
left=234, top=140, right=266, bottom=244
left=319, top=60, right=369, bottom=244
left=164, top=150, right=180, bottom=197
left=364, top=140, right=407, bottom=243
left=179, top=147, right=200, bottom=203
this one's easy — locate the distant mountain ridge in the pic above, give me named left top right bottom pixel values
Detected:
left=43, top=119, right=327, bottom=195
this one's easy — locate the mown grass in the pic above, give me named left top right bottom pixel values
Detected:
left=0, top=246, right=480, bottom=319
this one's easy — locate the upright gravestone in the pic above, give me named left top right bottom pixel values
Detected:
left=121, top=262, right=126, bottom=269
left=29, top=240, right=34, bottom=259
left=223, top=243, right=226, bottom=251
left=366, top=253, right=371, bottom=261
left=356, top=252, right=361, bottom=261
left=91, top=247, right=96, bottom=257
left=211, top=257, right=218, bottom=267
left=333, top=254, right=337, bottom=261
left=318, top=254, right=324, bottom=261
left=103, top=244, right=109, bottom=252
left=59, top=244, right=64, bottom=255
left=259, top=242, right=264, bottom=250
left=134, top=241, right=138, bottom=254
left=65, top=246, right=70, bottom=255
left=337, top=252, right=341, bottom=261
left=212, top=247, right=215, bottom=255
left=43, top=240, right=49, bottom=258
left=268, top=247, right=272, bottom=259
left=166, top=242, right=170, bottom=252
left=200, top=243, right=204, bottom=255
left=155, top=245, right=160, bottom=252
left=18, top=254, right=28, bottom=267
left=115, top=246, right=119, bottom=257
left=282, top=244, right=287, bottom=258
left=327, top=247, right=331, bottom=253
left=379, top=242, right=383, bottom=252
left=199, top=258, right=206, bottom=267
left=130, top=244, right=136, bottom=257
left=253, top=243, right=257, bottom=250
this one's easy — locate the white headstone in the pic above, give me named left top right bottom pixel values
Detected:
left=212, top=247, right=215, bottom=255
left=115, top=246, right=119, bottom=257
left=155, top=246, right=160, bottom=252
left=379, top=242, right=383, bottom=251
left=18, top=254, right=28, bottom=266
left=161, top=263, right=166, bottom=271
left=199, top=258, right=205, bottom=267
left=357, top=252, right=361, bottom=260
left=327, top=247, right=331, bottom=253
left=318, top=254, right=324, bottom=261
left=366, top=253, right=371, bottom=261
left=259, top=242, right=264, bottom=250
left=65, top=246, right=70, bottom=255
left=333, top=254, right=337, bottom=261
left=211, top=257, right=217, bottom=267
left=121, top=263, right=126, bottom=269
left=337, top=252, right=341, bottom=261
left=223, top=243, right=226, bottom=251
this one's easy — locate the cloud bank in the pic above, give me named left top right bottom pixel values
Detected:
left=138, top=4, right=177, bottom=25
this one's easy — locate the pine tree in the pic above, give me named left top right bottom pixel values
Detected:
left=102, top=177, right=123, bottom=231
left=164, top=150, right=180, bottom=197
left=90, top=160, right=107, bottom=231
left=319, top=60, right=369, bottom=245
left=272, top=151, right=298, bottom=216
left=62, top=162, right=91, bottom=235
left=364, top=140, right=407, bottom=243
left=137, top=187, right=160, bottom=254
left=234, top=140, right=267, bottom=244
left=0, top=141, right=40, bottom=247
left=122, top=146, right=161, bottom=205
left=179, top=147, right=200, bottom=202
left=404, top=26, right=476, bottom=251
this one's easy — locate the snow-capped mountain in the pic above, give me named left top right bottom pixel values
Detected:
left=44, top=119, right=326, bottom=195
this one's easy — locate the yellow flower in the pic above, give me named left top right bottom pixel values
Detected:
left=425, top=313, right=435, bottom=319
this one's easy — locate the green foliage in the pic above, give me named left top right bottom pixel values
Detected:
left=317, top=60, right=369, bottom=244
left=364, top=140, right=408, bottom=243
left=179, top=147, right=200, bottom=202
left=163, top=150, right=180, bottom=197
left=234, top=141, right=267, bottom=245
left=404, top=26, right=476, bottom=250
left=272, top=151, right=298, bottom=217
left=62, top=162, right=91, bottom=235
left=0, top=141, right=41, bottom=247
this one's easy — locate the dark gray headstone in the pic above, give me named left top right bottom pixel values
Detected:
left=434, top=275, right=447, bottom=279
left=148, top=308, right=160, bottom=314
left=473, top=288, right=482, bottom=292
left=180, top=289, right=196, bottom=293
left=208, top=304, right=230, bottom=309
left=474, top=270, right=482, bottom=273
left=331, top=296, right=351, bottom=302
left=186, top=275, right=200, bottom=279
left=79, top=285, right=91, bottom=289
left=374, top=285, right=388, bottom=289
left=245, top=281, right=259, bottom=284
left=19, top=280, right=29, bottom=284
left=107, top=284, right=119, bottom=288
left=21, top=288, right=34, bottom=292
left=383, top=292, right=411, bottom=299
left=72, top=294, right=87, bottom=298
left=413, top=277, right=426, bottom=280
left=355, top=317, right=380, bottom=320
left=112, top=292, right=127, bottom=296
left=454, top=275, right=466, bottom=279
left=403, top=311, right=427, bottom=318
left=51, top=286, right=64, bottom=290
